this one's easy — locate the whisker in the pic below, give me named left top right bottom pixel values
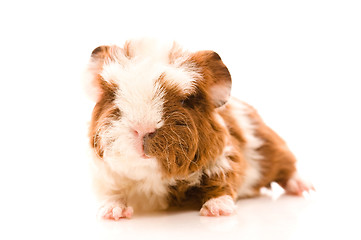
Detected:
left=168, top=127, right=191, bottom=163
left=162, top=132, right=177, bottom=169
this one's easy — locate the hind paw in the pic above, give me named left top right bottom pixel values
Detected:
left=284, top=173, right=315, bottom=196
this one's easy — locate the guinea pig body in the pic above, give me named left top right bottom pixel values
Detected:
left=86, top=39, right=314, bottom=219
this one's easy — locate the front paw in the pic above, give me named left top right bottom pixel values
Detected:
left=200, top=195, right=236, bottom=217
left=98, top=202, right=134, bottom=220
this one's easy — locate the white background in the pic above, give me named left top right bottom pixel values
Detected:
left=0, top=0, right=360, bottom=239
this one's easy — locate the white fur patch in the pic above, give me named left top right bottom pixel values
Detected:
left=102, top=39, right=199, bottom=94
left=174, top=171, right=202, bottom=187
left=162, top=64, right=199, bottom=94
left=204, top=145, right=233, bottom=177
left=102, top=60, right=165, bottom=130
left=228, top=98, right=264, bottom=197
left=92, top=148, right=171, bottom=211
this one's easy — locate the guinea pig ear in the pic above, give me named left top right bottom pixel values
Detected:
left=84, top=45, right=116, bottom=102
left=190, top=51, right=232, bottom=108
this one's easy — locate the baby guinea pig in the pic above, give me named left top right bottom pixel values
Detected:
left=85, top=39, right=314, bottom=220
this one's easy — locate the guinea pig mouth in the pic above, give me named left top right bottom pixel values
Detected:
left=142, top=133, right=155, bottom=158
left=141, top=153, right=151, bottom=159
left=143, top=133, right=155, bottom=158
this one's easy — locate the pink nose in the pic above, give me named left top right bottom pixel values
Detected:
left=132, top=126, right=156, bottom=139
left=131, top=125, right=156, bottom=157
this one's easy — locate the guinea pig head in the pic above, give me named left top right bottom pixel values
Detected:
left=86, top=40, right=231, bottom=179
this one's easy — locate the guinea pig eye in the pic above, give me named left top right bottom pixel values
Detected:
left=180, top=95, right=192, bottom=106
left=180, top=97, right=194, bottom=108
left=175, top=120, right=188, bottom=127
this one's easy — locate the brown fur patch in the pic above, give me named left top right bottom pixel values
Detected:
left=246, top=103, right=297, bottom=189
left=227, top=100, right=297, bottom=193
left=91, top=45, right=111, bottom=58
left=151, top=53, right=244, bottom=206
left=88, top=45, right=120, bottom=155
left=89, top=87, right=120, bottom=159
left=166, top=97, right=298, bottom=206
left=189, top=51, right=232, bottom=107
left=144, top=77, right=227, bottom=179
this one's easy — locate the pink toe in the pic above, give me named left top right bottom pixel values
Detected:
left=123, top=207, right=134, bottom=219
left=200, top=207, right=211, bottom=216
left=112, top=207, right=123, bottom=220
left=284, top=174, right=315, bottom=196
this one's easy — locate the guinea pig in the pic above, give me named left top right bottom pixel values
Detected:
left=85, top=39, right=314, bottom=220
